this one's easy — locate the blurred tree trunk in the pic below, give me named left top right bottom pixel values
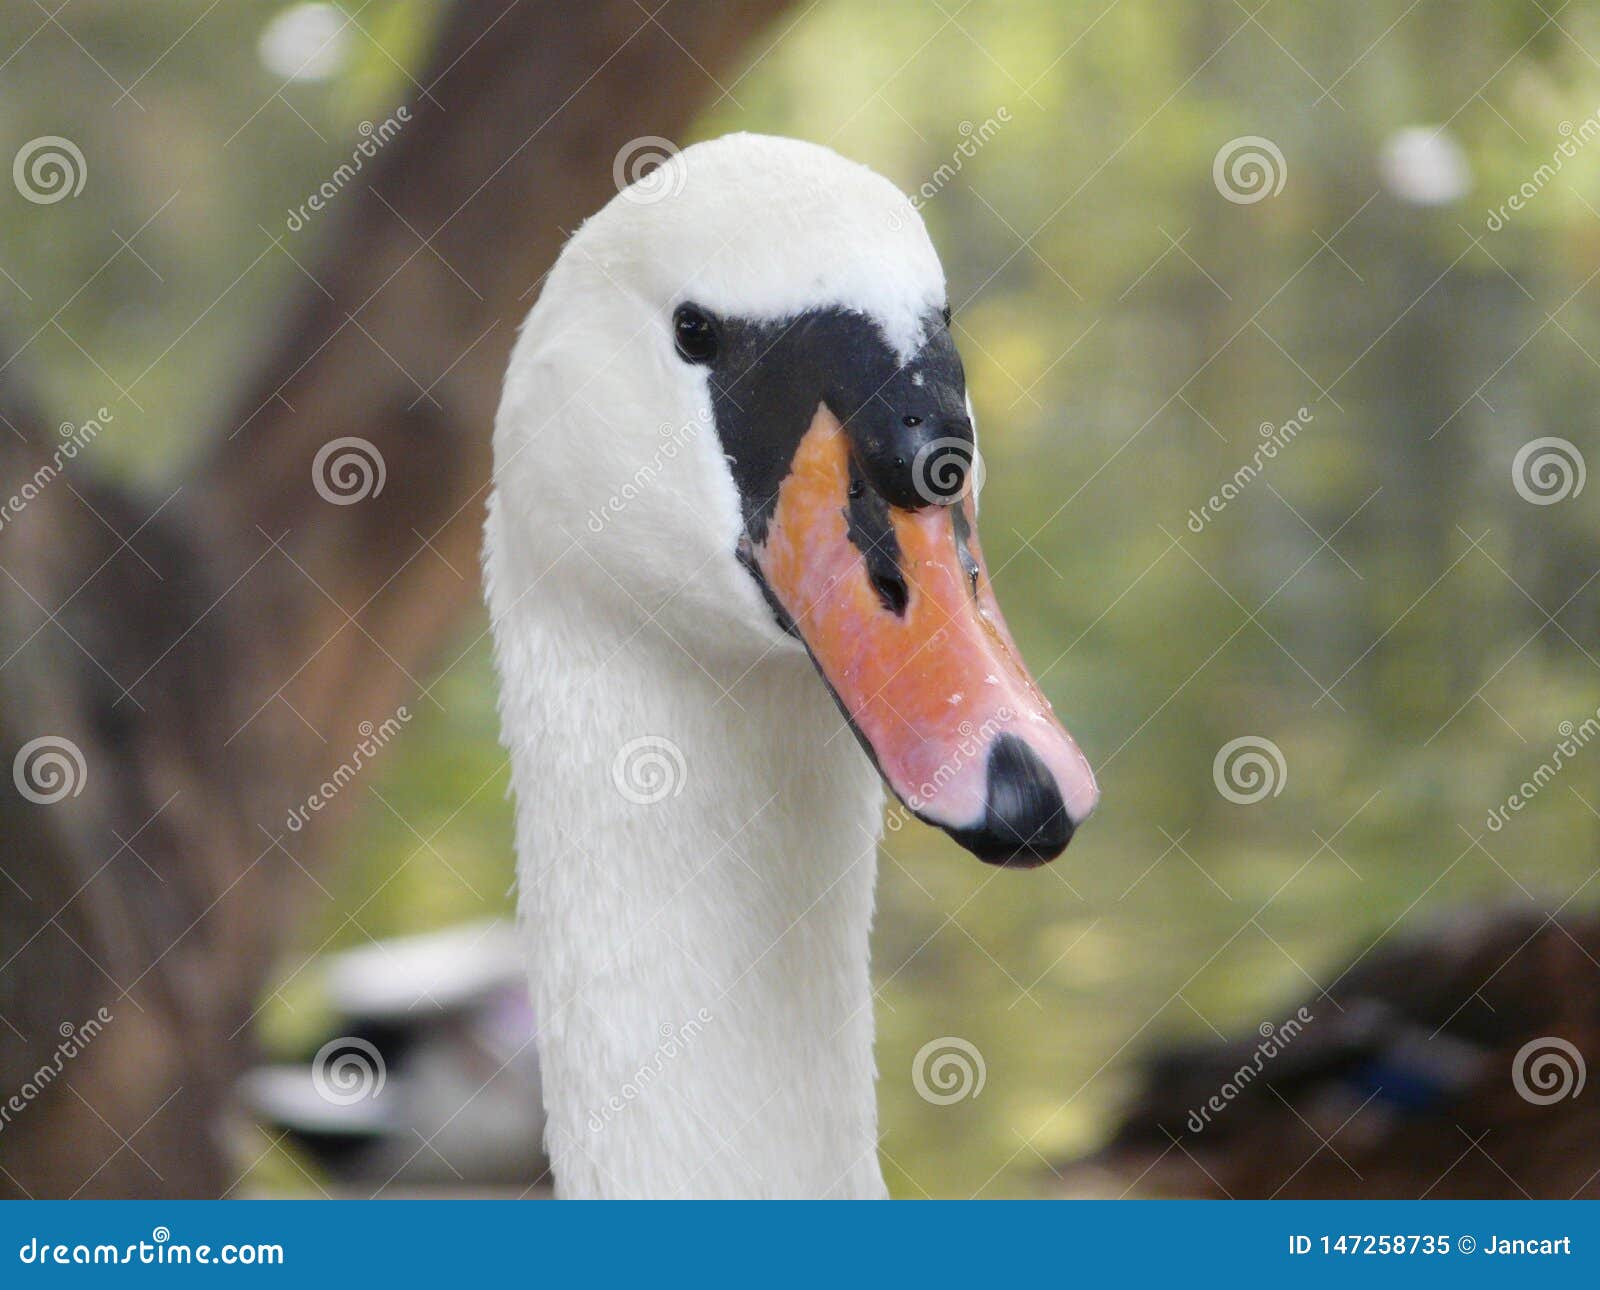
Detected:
left=0, top=0, right=791, bottom=1198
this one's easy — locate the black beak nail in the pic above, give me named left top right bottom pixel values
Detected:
left=947, top=733, right=1074, bottom=867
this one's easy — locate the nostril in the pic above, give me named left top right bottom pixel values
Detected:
left=868, top=566, right=910, bottom=616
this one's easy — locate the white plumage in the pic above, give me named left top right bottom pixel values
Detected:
left=483, top=135, right=958, bottom=1198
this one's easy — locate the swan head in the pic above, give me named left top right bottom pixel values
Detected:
left=491, top=133, right=1097, bottom=865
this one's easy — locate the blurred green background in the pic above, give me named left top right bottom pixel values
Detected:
left=3, top=0, right=1598, bottom=1197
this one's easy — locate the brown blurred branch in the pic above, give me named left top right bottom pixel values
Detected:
left=0, top=0, right=792, bottom=1198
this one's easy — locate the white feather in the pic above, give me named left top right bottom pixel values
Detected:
left=483, top=134, right=946, bottom=1198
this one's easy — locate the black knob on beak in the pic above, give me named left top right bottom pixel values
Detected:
left=837, top=315, right=974, bottom=510
left=853, top=415, right=975, bottom=510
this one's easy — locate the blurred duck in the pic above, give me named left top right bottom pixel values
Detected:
left=241, top=921, right=547, bottom=1193
left=1053, top=907, right=1600, bottom=1199
left=482, top=134, right=1099, bottom=1198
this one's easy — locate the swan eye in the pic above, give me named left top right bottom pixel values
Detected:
left=672, top=304, right=719, bottom=364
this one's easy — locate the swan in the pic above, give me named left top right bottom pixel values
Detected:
left=483, top=133, right=1098, bottom=1199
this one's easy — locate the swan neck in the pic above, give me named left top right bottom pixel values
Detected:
left=495, top=599, right=887, bottom=1198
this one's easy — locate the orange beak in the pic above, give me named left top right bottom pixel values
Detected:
left=745, top=406, right=1098, bottom=865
